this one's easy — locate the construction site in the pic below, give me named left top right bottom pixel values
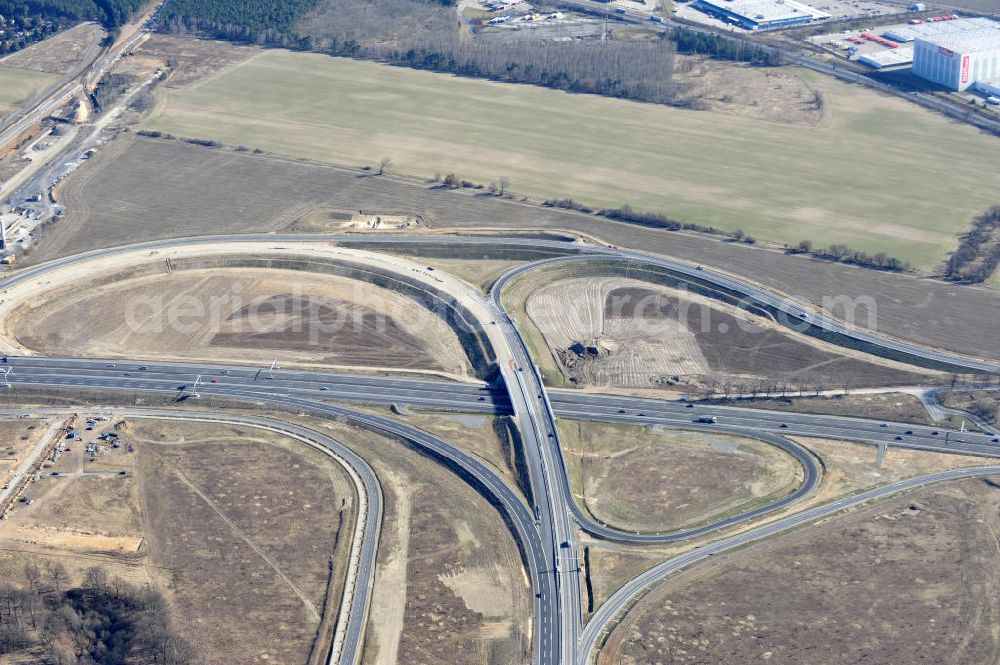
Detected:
left=1, top=1, right=1000, bottom=664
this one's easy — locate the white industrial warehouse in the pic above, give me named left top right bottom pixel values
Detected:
left=692, top=0, right=829, bottom=31
left=912, top=19, right=1000, bottom=90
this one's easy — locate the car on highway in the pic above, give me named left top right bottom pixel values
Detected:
left=106, top=363, right=116, bottom=368
left=138, top=365, right=148, bottom=371
left=320, top=386, right=330, bottom=391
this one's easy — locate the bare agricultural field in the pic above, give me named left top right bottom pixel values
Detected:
left=560, top=420, right=803, bottom=533
left=35, top=134, right=1000, bottom=364
left=0, top=22, right=104, bottom=75
left=139, top=48, right=1000, bottom=270
left=9, top=266, right=472, bottom=376
left=600, top=476, right=1000, bottom=665
left=521, top=275, right=933, bottom=392
left=0, top=66, right=59, bottom=119
left=135, top=34, right=260, bottom=88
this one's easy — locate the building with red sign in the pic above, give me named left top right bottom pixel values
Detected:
left=912, top=21, right=1000, bottom=91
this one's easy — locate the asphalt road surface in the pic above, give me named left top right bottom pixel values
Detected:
left=578, top=464, right=1000, bottom=665
left=6, top=235, right=998, bottom=665
left=8, top=234, right=1000, bottom=374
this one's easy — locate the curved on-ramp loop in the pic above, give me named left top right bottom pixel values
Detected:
left=489, top=262, right=822, bottom=544
left=7, top=381, right=555, bottom=665
left=578, top=464, right=1000, bottom=665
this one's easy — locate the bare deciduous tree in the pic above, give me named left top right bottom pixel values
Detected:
left=377, top=156, right=392, bottom=176
left=83, top=567, right=108, bottom=593
left=48, top=563, right=68, bottom=594
left=23, top=563, right=40, bottom=592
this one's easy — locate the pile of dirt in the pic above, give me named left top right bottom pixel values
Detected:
left=559, top=339, right=614, bottom=368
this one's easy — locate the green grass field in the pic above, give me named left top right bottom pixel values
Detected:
left=144, top=50, right=1000, bottom=271
left=0, top=66, right=58, bottom=117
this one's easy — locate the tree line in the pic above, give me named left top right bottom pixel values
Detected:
left=0, top=0, right=144, bottom=29
left=0, top=563, right=196, bottom=664
left=789, top=239, right=909, bottom=272
left=944, top=205, right=1000, bottom=283
left=674, top=26, right=780, bottom=66
left=354, top=37, right=686, bottom=106
left=158, top=0, right=321, bottom=43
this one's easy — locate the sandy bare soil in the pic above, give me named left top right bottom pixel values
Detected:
left=673, top=55, right=822, bottom=125
left=295, top=415, right=533, bottom=665
left=0, top=418, right=53, bottom=488
left=560, top=420, right=802, bottom=532
left=8, top=267, right=471, bottom=376
left=599, top=476, right=1000, bottom=665
left=522, top=275, right=933, bottom=392
left=287, top=207, right=422, bottom=233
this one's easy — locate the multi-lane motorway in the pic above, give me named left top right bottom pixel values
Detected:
left=7, top=234, right=1000, bottom=376
left=9, top=356, right=998, bottom=458
left=6, top=355, right=1000, bottom=665
left=4, top=236, right=1000, bottom=665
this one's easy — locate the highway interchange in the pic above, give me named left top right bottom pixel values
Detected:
left=3, top=236, right=1000, bottom=665
left=1, top=3, right=999, bottom=660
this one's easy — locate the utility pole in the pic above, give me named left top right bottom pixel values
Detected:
left=0, top=367, right=11, bottom=389
left=266, top=359, right=279, bottom=380
left=189, top=375, right=201, bottom=399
